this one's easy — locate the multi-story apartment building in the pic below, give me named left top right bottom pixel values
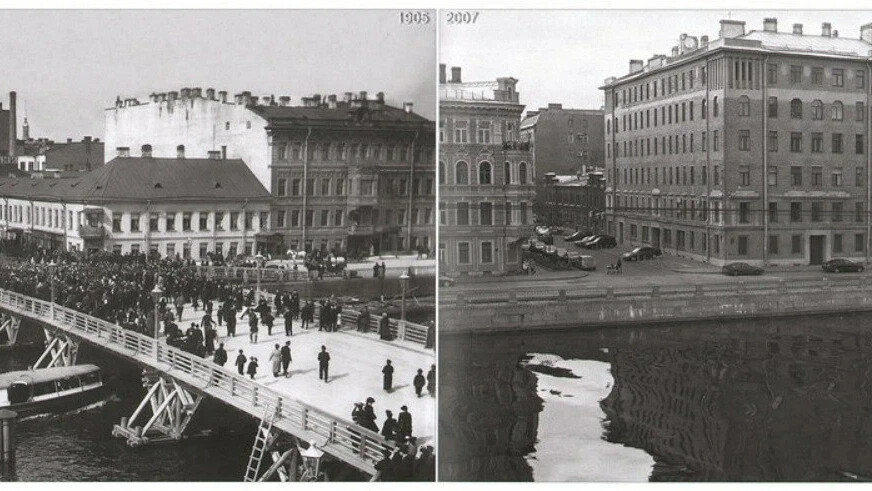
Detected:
left=519, top=103, right=605, bottom=175
left=535, top=170, right=606, bottom=231
left=603, top=18, right=872, bottom=266
left=105, top=87, right=434, bottom=256
left=439, top=65, right=535, bottom=275
left=0, top=156, right=271, bottom=257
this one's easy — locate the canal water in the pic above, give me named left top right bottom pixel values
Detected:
left=0, top=322, right=362, bottom=482
left=440, top=311, right=872, bottom=481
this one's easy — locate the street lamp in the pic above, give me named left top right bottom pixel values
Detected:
left=151, top=284, right=163, bottom=359
left=299, top=440, right=324, bottom=481
left=399, top=271, right=409, bottom=340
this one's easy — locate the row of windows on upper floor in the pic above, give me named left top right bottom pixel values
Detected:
left=608, top=129, right=866, bottom=160
left=273, top=207, right=433, bottom=229
left=274, top=176, right=434, bottom=198
left=438, top=201, right=530, bottom=228
left=275, top=141, right=431, bottom=163
left=607, top=97, right=867, bottom=135
left=439, top=119, right=519, bottom=145
left=109, top=211, right=270, bottom=234
left=3, top=205, right=84, bottom=232
left=613, top=62, right=868, bottom=109
left=439, top=160, right=531, bottom=186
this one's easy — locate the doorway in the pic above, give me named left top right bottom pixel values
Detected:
left=809, top=235, right=826, bottom=265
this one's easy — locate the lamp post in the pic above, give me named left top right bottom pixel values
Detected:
left=151, top=284, right=163, bottom=359
left=399, top=271, right=409, bottom=340
left=48, top=260, right=57, bottom=319
left=299, top=440, right=324, bottom=481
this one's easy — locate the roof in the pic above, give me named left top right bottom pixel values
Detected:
left=0, top=157, right=271, bottom=203
left=742, top=30, right=872, bottom=58
left=519, top=113, right=539, bottom=130
left=439, top=81, right=505, bottom=102
left=249, top=103, right=429, bottom=124
left=43, top=141, right=104, bottom=171
left=0, top=364, right=99, bottom=387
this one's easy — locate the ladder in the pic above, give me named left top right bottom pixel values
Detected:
left=243, top=404, right=279, bottom=482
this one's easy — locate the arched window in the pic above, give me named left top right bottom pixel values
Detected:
left=519, top=162, right=528, bottom=185
left=832, top=100, right=844, bottom=121
left=701, top=99, right=707, bottom=119
left=738, top=95, right=750, bottom=117
left=478, top=161, right=492, bottom=185
left=811, top=99, right=823, bottom=120
left=439, top=161, right=446, bottom=184
left=712, top=96, right=719, bottom=117
left=791, top=98, right=803, bottom=119
left=504, top=161, right=511, bottom=185
left=455, top=161, right=469, bottom=185
left=606, top=119, right=611, bottom=134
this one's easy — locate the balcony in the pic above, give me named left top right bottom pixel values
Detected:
left=78, top=224, right=106, bottom=239
left=346, top=224, right=374, bottom=236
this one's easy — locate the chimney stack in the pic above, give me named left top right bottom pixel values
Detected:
left=861, top=23, right=872, bottom=43
left=403, top=102, right=414, bottom=114
left=168, top=91, right=178, bottom=103
left=719, top=19, right=746, bottom=39
left=250, top=96, right=259, bottom=106
left=671, top=46, right=679, bottom=57
left=279, top=96, right=291, bottom=106
left=793, top=23, right=803, bottom=35
left=439, top=64, right=447, bottom=84
left=116, top=146, right=130, bottom=158
left=192, top=87, right=202, bottom=98
left=344, top=92, right=353, bottom=103
left=629, top=59, right=644, bottom=74
left=313, top=94, right=322, bottom=106
left=833, top=30, right=839, bottom=38
left=180, top=87, right=191, bottom=99
left=763, top=17, right=777, bottom=32
left=241, top=91, right=252, bottom=105
left=822, top=22, right=832, bottom=37
left=206, top=88, right=215, bottom=100
left=376, top=92, right=385, bottom=104
left=218, top=90, right=227, bottom=103
left=141, top=144, right=152, bottom=158
left=207, top=150, right=221, bottom=160
left=176, top=145, right=185, bottom=159
left=450, top=66, right=462, bottom=83
left=327, top=94, right=337, bottom=109
left=8, top=91, right=15, bottom=158
left=701, top=35, right=709, bottom=47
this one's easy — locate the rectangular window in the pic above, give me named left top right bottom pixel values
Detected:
left=199, top=212, right=208, bottom=231
left=857, top=202, right=865, bottom=222
left=857, top=70, right=866, bottom=89
left=858, top=167, right=866, bottom=187
left=320, top=210, right=329, bottom=226
left=790, top=202, right=802, bottom=222
left=834, top=234, right=843, bottom=253
left=277, top=178, right=287, bottom=196
left=456, top=202, right=469, bottom=226
left=812, top=67, right=824, bottom=85
left=504, top=202, right=512, bottom=225
left=790, top=132, right=802, bottom=153
left=166, top=213, right=176, bottom=231
left=480, top=241, right=493, bottom=264
left=857, top=134, right=865, bottom=154
left=856, top=233, right=866, bottom=253
left=457, top=242, right=471, bottom=264
left=291, top=210, right=300, bottom=227
left=768, top=97, right=778, bottom=118
left=112, top=213, right=122, bottom=232
left=182, top=213, right=191, bottom=231
left=739, top=202, right=750, bottom=223
left=792, top=234, right=802, bottom=254
left=811, top=201, right=822, bottom=222
left=737, top=236, right=748, bottom=255
left=767, top=63, right=777, bottom=84
left=858, top=102, right=866, bottom=122
left=832, top=68, right=844, bottom=87
left=768, top=235, right=778, bottom=255
left=833, top=133, right=843, bottom=154
left=790, top=65, right=802, bottom=84
left=305, top=210, right=313, bottom=227
left=215, top=212, right=224, bottom=231
left=291, top=179, right=301, bottom=196
left=768, top=131, right=778, bottom=151
left=769, top=202, right=778, bottom=223
left=321, top=179, right=330, bottom=196
left=738, top=130, right=750, bottom=151
left=149, top=213, right=159, bottom=232
left=811, top=133, right=823, bottom=153
left=812, top=166, right=823, bottom=186
left=479, top=202, right=493, bottom=226
left=833, top=201, right=844, bottom=222
left=740, top=168, right=751, bottom=186
left=334, top=209, right=343, bottom=226
left=713, top=130, right=719, bottom=151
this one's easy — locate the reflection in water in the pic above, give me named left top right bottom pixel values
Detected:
left=439, top=312, right=872, bottom=481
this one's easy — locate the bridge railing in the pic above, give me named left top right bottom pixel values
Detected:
left=443, top=275, right=872, bottom=305
left=0, top=288, right=391, bottom=469
left=195, top=264, right=436, bottom=283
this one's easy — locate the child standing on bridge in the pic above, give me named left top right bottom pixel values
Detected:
left=246, top=356, right=258, bottom=379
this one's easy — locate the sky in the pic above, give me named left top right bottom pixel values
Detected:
left=0, top=9, right=436, bottom=140
left=441, top=10, right=872, bottom=116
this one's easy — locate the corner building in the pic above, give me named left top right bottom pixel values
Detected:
left=602, top=18, right=872, bottom=266
left=439, top=65, right=535, bottom=275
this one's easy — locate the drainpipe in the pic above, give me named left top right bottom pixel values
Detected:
left=705, top=57, right=712, bottom=263
left=866, top=60, right=871, bottom=263
left=609, top=89, right=617, bottom=237
left=301, top=127, right=312, bottom=252
left=406, top=130, right=420, bottom=252
left=762, top=56, right=769, bottom=266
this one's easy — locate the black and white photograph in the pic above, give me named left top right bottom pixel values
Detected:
left=0, top=8, right=436, bottom=482
left=438, top=8, right=872, bottom=482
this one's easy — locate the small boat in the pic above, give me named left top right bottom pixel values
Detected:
left=0, top=364, right=104, bottom=417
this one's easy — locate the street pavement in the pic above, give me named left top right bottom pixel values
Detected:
left=173, top=303, right=436, bottom=446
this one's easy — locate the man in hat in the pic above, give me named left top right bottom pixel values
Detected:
left=362, top=397, right=379, bottom=432
left=235, top=349, right=247, bottom=375
left=317, top=345, right=330, bottom=382
left=213, top=342, right=227, bottom=367
left=382, top=359, right=394, bottom=392
left=413, top=368, right=426, bottom=397
left=396, top=405, right=412, bottom=442
left=281, top=340, right=292, bottom=376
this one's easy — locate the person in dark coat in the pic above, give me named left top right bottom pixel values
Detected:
left=373, top=262, right=380, bottom=278
left=427, top=364, right=436, bottom=397
left=225, top=305, right=237, bottom=337
left=317, top=345, right=330, bottom=382
left=382, top=359, right=394, bottom=392
left=213, top=342, right=227, bottom=366
left=235, top=349, right=247, bottom=375
left=284, top=308, right=293, bottom=336
left=362, top=397, right=379, bottom=432
left=357, top=306, right=370, bottom=333
left=262, top=310, right=274, bottom=336
left=243, top=308, right=258, bottom=343
left=204, top=324, right=216, bottom=355
left=381, top=410, right=396, bottom=441
left=246, top=356, right=258, bottom=379
left=396, top=406, right=412, bottom=442
left=413, top=368, right=426, bottom=397
left=378, top=313, right=392, bottom=340
left=280, top=340, right=292, bottom=376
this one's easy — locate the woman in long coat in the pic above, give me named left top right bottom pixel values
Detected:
left=269, top=344, right=282, bottom=377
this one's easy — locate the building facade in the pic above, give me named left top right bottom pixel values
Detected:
left=535, top=171, right=606, bottom=231
left=519, top=103, right=605, bottom=175
left=439, top=65, right=535, bottom=275
left=104, top=87, right=434, bottom=256
left=603, top=18, right=872, bottom=266
left=0, top=157, right=271, bottom=258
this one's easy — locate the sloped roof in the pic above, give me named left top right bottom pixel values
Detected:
left=43, top=141, right=104, bottom=171
left=742, top=30, right=872, bottom=57
left=0, top=157, right=270, bottom=203
left=249, top=103, right=429, bottom=124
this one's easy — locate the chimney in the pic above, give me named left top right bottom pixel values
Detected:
left=629, top=59, right=644, bottom=73
left=141, top=144, right=152, bottom=158
left=833, top=30, right=839, bottom=38
left=176, top=145, right=185, bottom=159
left=116, top=146, right=130, bottom=158
left=327, top=94, right=337, bottom=109
left=719, top=19, right=746, bottom=39
left=344, top=92, right=353, bottom=102
left=168, top=91, right=178, bottom=102
left=241, top=91, right=252, bottom=105
left=149, top=92, right=158, bottom=103
left=671, top=46, right=679, bottom=57
left=67, top=138, right=73, bottom=144
left=547, top=103, right=563, bottom=110
left=218, top=91, right=227, bottom=103
left=793, top=23, right=803, bottom=35
left=822, top=22, right=832, bottom=37
left=207, top=150, right=221, bottom=160
left=376, top=92, right=385, bottom=104
left=403, top=102, right=413, bottom=114
left=450, top=66, right=462, bottom=83
left=192, top=87, right=202, bottom=98
left=250, top=96, right=259, bottom=106
left=8, top=91, right=15, bottom=158
left=439, top=64, right=446, bottom=84
left=358, top=91, right=367, bottom=102
left=180, top=87, right=191, bottom=99
left=159, top=93, right=167, bottom=102
left=863, top=23, right=872, bottom=43
left=763, top=17, right=777, bottom=32
left=701, top=35, right=710, bottom=47
left=205, top=88, right=215, bottom=100
left=313, top=94, right=322, bottom=105
left=269, top=94, right=276, bottom=106
left=279, top=96, right=291, bottom=106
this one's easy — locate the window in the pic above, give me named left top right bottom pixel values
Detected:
left=858, top=135, right=865, bottom=155
left=457, top=242, right=471, bottom=264
left=769, top=202, right=778, bottom=222
left=834, top=234, right=843, bottom=253
left=456, top=202, right=469, bottom=226
left=305, top=210, right=313, bottom=227
left=738, top=95, right=750, bottom=117
left=857, top=70, right=866, bottom=89
left=166, top=213, right=176, bottom=231
left=701, top=99, right=707, bottom=119
left=768, top=97, right=778, bottom=118
left=291, top=179, right=300, bottom=196
left=738, top=130, right=750, bottom=151
left=149, top=213, right=159, bottom=232
left=858, top=102, right=866, bottom=122
left=811, top=100, right=823, bottom=120
left=811, top=201, right=822, bottom=222
left=199, top=212, right=208, bottom=231
left=112, top=213, right=122, bottom=232
left=321, top=179, right=330, bottom=196
left=215, top=212, right=224, bottom=231
left=320, top=210, right=329, bottom=226
left=832, top=169, right=843, bottom=187
left=833, top=68, right=844, bottom=87
left=739, top=202, right=750, bottom=223
left=791, top=98, right=803, bottom=119
left=713, top=131, right=719, bottom=152
left=832, top=101, right=844, bottom=121
left=712, top=96, right=719, bottom=117
left=480, top=241, right=493, bottom=264
left=768, top=131, right=778, bottom=151
left=182, top=213, right=191, bottom=231
left=812, top=67, right=824, bottom=85
left=504, top=202, right=512, bottom=225
left=790, top=202, right=802, bottom=222
left=738, top=236, right=748, bottom=255
left=833, top=201, right=844, bottom=222
left=479, top=202, right=493, bottom=226
left=478, top=161, right=492, bottom=185
left=790, top=65, right=802, bottom=84
left=792, top=235, right=802, bottom=254
left=503, top=162, right=511, bottom=184
left=811, top=133, right=823, bottom=153
left=519, top=162, right=528, bottom=184
left=790, top=132, right=802, bottom=153
left=455, top=161, right=469, bottom=185
left=454, top=121, right=468, bottom=143
left=857, top=233, right=866, bottom=252
left=833, top=133, right=843, bottom=154
left=767, top=63, right=778, bottom=84
left=130, top=213, right=140, bottom=232
left=768, top=167, right=777, bottom=186
left=858, top=202, right=866, bottom=222
left=768, top=236, right=779, bottom=255
left=477, top=121, right=492, bottom=144
left=812, top=166, right=823, bottom=186
left=858, top=167, right=865, bottom=187
left=290, top=210, right=299, bottom=227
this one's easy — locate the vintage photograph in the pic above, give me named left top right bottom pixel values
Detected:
left=439, top=9, right=872, bottom=481
left=0, top=9, right=436, bottom=482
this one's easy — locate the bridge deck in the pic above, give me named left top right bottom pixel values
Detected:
left=0, top=289, right=433, bottom=475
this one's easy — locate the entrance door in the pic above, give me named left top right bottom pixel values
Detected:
left=618, top=222, right=624, bottom=244
left=652, top=228, right=661, bottom=249
left=809, top=235, right=825, bottom=265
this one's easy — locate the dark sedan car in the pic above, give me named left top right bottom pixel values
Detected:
left=584, top=235, right=617, bottom=249
left=622, top=246, right=662, bottom=261
left=722, top=262, right=764, bottom=276
left=563, top=230, right=591, bottom=242
left=823, top=258, right=865, bottom=273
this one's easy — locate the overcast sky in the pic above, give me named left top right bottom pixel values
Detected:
left=441, top=10, right=871, bottom=115
left=0, top=9, right=435, bottom=140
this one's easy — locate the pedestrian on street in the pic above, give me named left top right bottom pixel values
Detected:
left=413, top=368, right=426, bottom=397
left=317, top=345, right=330, bottom=382
left=247, top=356, right=259, bottom=379
left=284, top=308, right=293, bottom=336
left=281, top=340, right=292, bottom=376
left=263, top=310, right=274, bottom=336
left=225, top=306, right=237, bottom=337
left=235, top=349, right=246, bottom=375
left=396, top=406, right=412, bottom=443
left=269, top=343, right=282, bottom=377
left=427, top=364, right=436, bottom=397
left=382, top=359, right=394, bottom=392
left=362, top=397, right=379, bottom=432
left=213, top=342, right=227, bottom=366
left=381, top=410, right=396, bottom=441
left=378, top=313, right=392, bottom=341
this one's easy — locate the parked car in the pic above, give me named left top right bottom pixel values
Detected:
left=535, top=226, right=551, bottom=237
left=574, top=235, right=600, bottom=247
left=622, top=246, right=663, bottom=261
left=563, top=230, right=589, bottom=242
left=584, top=235, right=617, bottom=249
left=722, top=262, right=764, bottom=276
left=566, top=252, right=596, bottom=270
left=549, top=226, right=564, bottom=235
left=439, top=275, right=456, bottom=287
left=823, top=258, right=865, bottom=273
